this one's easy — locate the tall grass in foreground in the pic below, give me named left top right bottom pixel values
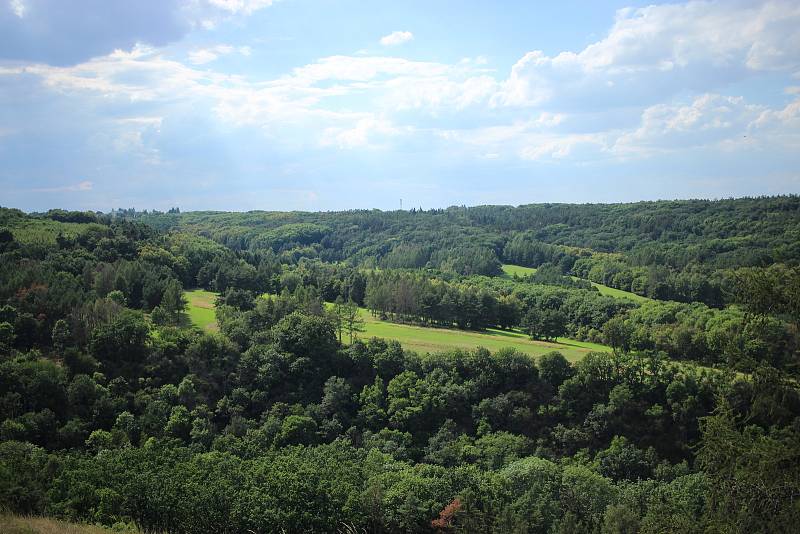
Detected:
left=0, top=515, right=137, bottom=534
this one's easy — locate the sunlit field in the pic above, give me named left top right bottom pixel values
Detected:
left=502, top=263, right=650, bottom=303
left=184, top=289, right=219, bottom=332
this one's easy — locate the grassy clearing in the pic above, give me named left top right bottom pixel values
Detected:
left=587, top=281, right=650, bottom=303
left=0, top=515, right=133, bottom=534
left=191, top=290, right=609, bottom=360
left=184, top=289, right=219, bottom=332
left=354, top=307, right=607, bottom=362
left=501, top=264, right=650, bottom=303
left=501, top=264, right=537, bottom=277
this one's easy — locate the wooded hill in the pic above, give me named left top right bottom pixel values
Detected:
left=0, top=201, right=798, bottom=533
left=126, top=196, right=800, bottom=307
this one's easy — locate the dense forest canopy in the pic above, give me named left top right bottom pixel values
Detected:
left=0, top=200, right=799, bottom=533
left=125, top=197, right=800, bottom=306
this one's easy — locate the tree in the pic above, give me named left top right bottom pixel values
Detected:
left=343, top=300, right=365, bottom=343
left=88, top=310, right=149, bottom=378
left=604, top=316, right=632, bottom=354
left=559, top=465, right=616, bottom=531
left=497, top=456, right=563, bottom=533
left=85, top=429, right=114, bottom=454
left=539, top=351, right=574, bottom=388
left=331, top=296, right=346, bottom=342
left=522, top=309, right=544, bottom=340
left=602, top=505, right=640, bottom=534
left=271, top=312, right=338, bottom=362
left=276, top=415, right=318, bottom=446
left=431, top=498, right=462, bottom=532
left=524, top=308, right=567, bottom=341
left=321, top=376, right=354, bottom=424
left=0, top=441, right=52, bottom=515
left=358, top=377, right=387, bottom=430
left=160, top=279, right=187, bottom=322
left=0, top=322, right=14, bottom=353
left=165, top=406, right=192, bottom=442
left=0, top=227, right=18, bottom=253
left=697, top=401, right=800, bottom=532
left=596, top=436, right=654, bottom=481
left=150, top=305, right=171, bottom=326
left=51, top=319, right=71, bottom=352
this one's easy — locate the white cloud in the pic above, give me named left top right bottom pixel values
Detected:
left=321, top=116, right=401, bottom=149
left=206, top=0, right=275, bottom=16
left=380, top=31, right=414, bottom=46
left=9, top=44, right=229, bottom=102
left=288, top=55, right=449, bottom=84
left=188, top=45, right=234, bottom=65
left=9, top=0, right=25, bottom=18
left=80, top=116, right=165, bottom=166
left=519, top=133, right=609, bottom=161
left=614, top=94, right=764, bottom=156
left=117, top=116, right=163, bottom=127
left=32, top=180, right=93, bottom=193
left=186, top=45, right=251, bottom=65
left=755, top=98, right=800, bottom=127
left=436, top=113, right=607, bottom=161
left=494, top=0, right=800, bottom=109
left=0, top=0, right=188, bottom=66
left=3, top=0, right=798, bottom=162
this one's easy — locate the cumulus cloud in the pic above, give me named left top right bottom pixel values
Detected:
left=612, top=93, right=800, bottom=157
left=9, top=0, right=25, bottom=18
left=1, top=0, right=798, bottom=166
left=380, top=31, right=414, bottom=46
left=321, top=116, right=401, bottom=149
left=613, top=94, right=762, bottom=155
left=494, top=0, right=800, bottom=110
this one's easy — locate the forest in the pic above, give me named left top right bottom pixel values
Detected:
left=1, top=199, right=799, bottom=533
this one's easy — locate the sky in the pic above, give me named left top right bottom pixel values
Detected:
left=1, top=0, right=799, bottom=212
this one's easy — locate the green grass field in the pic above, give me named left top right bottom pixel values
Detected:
left=587, top=281, right=650, bottom=303
left=189, top=289, right=610, bottom=360
left=501, top=264, right=537, bottom=277
left=184, top=289, right=219, bottom=332
left=501, top=264, right=649, bottom=303
left=325, top=301, right=609, bottom=361
left=356, top=308, right=606, bottom=361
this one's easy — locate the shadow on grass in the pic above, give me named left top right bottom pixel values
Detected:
left=484, top=328, right=526, bottom=339
left=176, top=311, right=193, bottom=328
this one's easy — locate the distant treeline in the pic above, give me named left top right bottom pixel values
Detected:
left=123, top=196, right=800, bottom=306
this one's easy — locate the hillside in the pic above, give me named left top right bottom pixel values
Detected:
left=128, top=197, right=800, bottom=307
left=187, top=291, right=609, bottom=360
left=0, top=204, right=798, bottom=532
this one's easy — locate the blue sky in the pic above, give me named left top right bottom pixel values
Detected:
left=1, top=0, right=799, bottom=212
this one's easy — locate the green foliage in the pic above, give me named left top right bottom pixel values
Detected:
left=698, top=402, right=800, bottom=532
left=1, top=202, right=799, bottom=531
left=0, top=441, right=55, bottom=515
